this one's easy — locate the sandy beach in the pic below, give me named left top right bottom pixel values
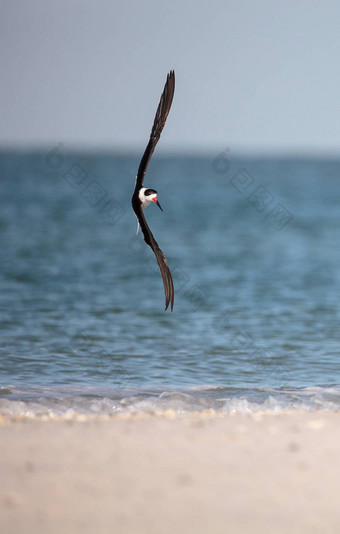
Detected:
left=1, top=411, right=339, bottom=534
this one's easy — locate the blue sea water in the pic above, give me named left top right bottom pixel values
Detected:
left=0, top=149, right=340, bottom=415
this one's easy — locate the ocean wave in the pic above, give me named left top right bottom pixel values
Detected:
left=1, top=384, right=339, bottom=419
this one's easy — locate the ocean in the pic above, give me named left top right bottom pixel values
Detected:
left=1, top=149, right=340, bottom=416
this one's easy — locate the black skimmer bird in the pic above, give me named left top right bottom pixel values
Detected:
left=131, top=71, right=175, bottom=311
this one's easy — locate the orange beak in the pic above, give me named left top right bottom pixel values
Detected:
left=153, top=197, right=163, bottom=211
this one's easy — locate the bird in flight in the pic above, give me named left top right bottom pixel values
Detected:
left=131, top=71, right=175, bottom=311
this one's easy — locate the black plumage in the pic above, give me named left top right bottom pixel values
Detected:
left=131, top=71, right=175, bottom=311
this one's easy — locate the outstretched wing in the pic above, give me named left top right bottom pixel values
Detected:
left=136, top=208, right=174, bottom=311
left=134, top=70, right=175, bottom=192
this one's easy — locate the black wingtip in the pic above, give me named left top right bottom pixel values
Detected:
left=164, top=301, right=174, bottom=312
left=168, top=70, right=175, bottom=91
left=164, top=292, right=174, bottom=312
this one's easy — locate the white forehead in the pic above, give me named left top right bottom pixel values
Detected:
left=139, top=187, right=157, bottom=198
left=138, top=187, right=157, bottom=205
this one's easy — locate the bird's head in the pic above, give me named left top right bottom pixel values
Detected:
left=139, top=187, right=163, bottom=211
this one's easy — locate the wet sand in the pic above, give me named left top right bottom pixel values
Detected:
left=1, top=411, right=339, bottom=534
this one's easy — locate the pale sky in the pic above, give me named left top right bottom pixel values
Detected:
left=1, top=0, right=340, bottom=154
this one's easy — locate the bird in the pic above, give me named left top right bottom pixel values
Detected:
left=131, top=70, right=175, bottom=311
